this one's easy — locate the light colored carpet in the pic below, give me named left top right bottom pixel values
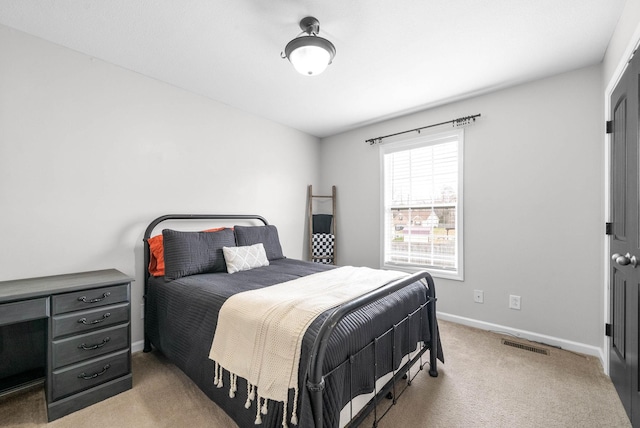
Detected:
left=0, top=320, right=631, bottom=427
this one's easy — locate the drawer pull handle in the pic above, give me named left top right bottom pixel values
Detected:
left=78, top=337, right=111, bottom=350
left=78, top=313, right=111, bottom=325
left=77, top=364, right=111, bottom=380
left=77, top=292, right=111, bottom=304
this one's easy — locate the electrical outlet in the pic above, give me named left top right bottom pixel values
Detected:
left=473, top=290, right=484, bottom=303
left=509, top=295, right=521, bottom=310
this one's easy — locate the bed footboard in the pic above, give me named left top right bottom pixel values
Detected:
left=307, top=270, right=438, bottom=428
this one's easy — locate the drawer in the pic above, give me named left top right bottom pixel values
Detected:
left=52, top=283, right=129, bottom=315
left=52, top=303, right=129, bottom=339
left=0, top=297, right=48, bottom=326
left=52, top=324, right=130, bottom=368
left=51, top=349, right=130, bottom=401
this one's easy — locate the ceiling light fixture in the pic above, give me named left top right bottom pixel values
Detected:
left=283, top=16, right=336, bottom=76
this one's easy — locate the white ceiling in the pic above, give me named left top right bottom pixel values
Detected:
left=0, top=1, right=626, bottom=138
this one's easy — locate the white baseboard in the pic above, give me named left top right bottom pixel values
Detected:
left=437, top=312, right=605, bottom=368
left=130, top=316, right=606, bottom=368
left=131, top=340, right=145, bottom=354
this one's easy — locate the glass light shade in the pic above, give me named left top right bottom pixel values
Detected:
left=289, top=45, right=331, bottom=76
left=284, top=34, right=336, bottom=76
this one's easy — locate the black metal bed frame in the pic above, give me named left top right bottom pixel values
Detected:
left=142, top=214, right=439, bottom=428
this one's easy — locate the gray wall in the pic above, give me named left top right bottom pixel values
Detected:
left=319, top=65, right=604, bottom=354
left=0, top=25, right=321, bottom=345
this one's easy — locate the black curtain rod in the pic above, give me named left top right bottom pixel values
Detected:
left=365, top=113, right=481, bottom=145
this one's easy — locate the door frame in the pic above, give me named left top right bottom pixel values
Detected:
left=604, top=31, right=640, bottom=377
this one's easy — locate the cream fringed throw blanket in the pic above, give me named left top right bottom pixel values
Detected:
left=208, top=266, right=407, bottom=427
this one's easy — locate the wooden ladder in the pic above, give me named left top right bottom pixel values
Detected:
left=308, top=185, right=337, bottom=265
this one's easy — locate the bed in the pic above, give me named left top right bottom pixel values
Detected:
left=142, top=214, right=443, bottom=428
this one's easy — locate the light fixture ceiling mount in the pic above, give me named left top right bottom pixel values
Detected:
left=283, top=16, right=336, bottom=76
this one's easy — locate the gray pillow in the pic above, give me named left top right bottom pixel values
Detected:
left=163, top=228, right=236, bottom=280
left=233, top=225, right=284, bottom=261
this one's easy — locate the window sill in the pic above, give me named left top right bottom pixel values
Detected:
left=381, top=263, right=464, bottom=281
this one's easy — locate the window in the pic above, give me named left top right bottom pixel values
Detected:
left=380, top=129, right=463, bottom=280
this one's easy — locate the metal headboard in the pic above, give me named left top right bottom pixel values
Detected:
left=142, top=214, right=268, bottom=351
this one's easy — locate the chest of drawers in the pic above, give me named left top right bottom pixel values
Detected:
left=0, top=269, right=132, bottom=421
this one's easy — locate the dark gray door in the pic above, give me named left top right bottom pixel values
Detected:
left=610, top=50, right=640, bottom=426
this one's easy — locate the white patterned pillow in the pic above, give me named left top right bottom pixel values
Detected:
left=223, top=243, right=269, bottom=274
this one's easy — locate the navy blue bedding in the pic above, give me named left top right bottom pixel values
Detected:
left=146, top=258, right=442, bottom=427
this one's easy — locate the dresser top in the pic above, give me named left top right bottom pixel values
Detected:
left=0, top=269, right=132, bottom=303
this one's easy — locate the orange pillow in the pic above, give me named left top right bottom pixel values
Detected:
left=147, top=227, right=226, bottom=276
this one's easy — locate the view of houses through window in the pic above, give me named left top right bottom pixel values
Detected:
left=381, top=130, right=463, bottom=278
left=389, top=206, right=457, bottom=268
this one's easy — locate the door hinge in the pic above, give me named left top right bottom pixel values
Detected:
left=606, top=120, right=613, bottom=134
left=606, top=222, right=613, bottom=235
left=606, top=323, right=612, bottom=337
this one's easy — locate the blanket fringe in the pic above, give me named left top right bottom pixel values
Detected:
left=229, top=373, right=237, bottom=398
left=282, top=397, right=288, bottom=428
left=213, top=361, right=224, bottom=388
left=291, top=388, right=299, bottom=425
left=255, top=395, right=262, bottom=424
left=215, top=364, right=300, bottom=427
left=245, top=383, right=255, bottom=408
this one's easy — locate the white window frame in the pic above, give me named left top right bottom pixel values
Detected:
left=379, top=129, right=464, bottom=281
